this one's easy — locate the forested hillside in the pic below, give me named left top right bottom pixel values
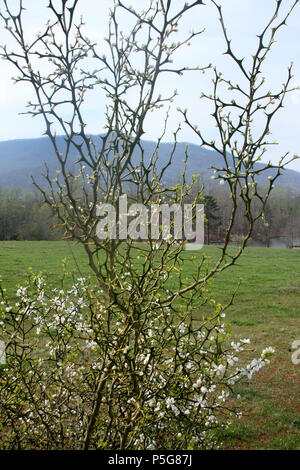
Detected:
left=1, top=136, right=300, bottom=192
left=1, top=136, right=300, bottom=242
left=0, top=184, right=299, bottom=243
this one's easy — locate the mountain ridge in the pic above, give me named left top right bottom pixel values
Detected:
left=0, top=136, right=299, bottom=193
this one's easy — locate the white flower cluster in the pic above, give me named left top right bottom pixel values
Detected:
left=0, top=277, right=275, bottom=450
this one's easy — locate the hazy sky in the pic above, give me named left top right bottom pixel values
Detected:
left=1, top=0, right=300, bottom=172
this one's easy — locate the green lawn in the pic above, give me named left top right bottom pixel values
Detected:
left=0, top=241, right=300, bottom=449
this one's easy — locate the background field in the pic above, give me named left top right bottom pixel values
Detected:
left=0, top=241, right=300, bottom=449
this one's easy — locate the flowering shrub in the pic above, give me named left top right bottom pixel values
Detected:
left=1, top=0, right=294, bottom=451
left=0, top=274, right=274, bottom=450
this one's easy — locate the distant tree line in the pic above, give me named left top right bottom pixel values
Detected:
left=0, top=185, right=299, bottom=244
left=0, top=188, right=63, bottom=241
left=200, top=185, right=300, bottom=246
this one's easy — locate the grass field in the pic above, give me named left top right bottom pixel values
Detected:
left=0, top=241, right=300, bottom=449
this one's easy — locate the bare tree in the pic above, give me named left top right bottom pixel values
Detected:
left=0, top=0, right=298, bottom=450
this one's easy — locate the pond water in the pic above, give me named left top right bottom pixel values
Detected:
left=246, top=237, right=300, bottom=249
left=210, top=237, right=300, bottom=249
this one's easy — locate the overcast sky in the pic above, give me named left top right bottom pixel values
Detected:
left=1, top=0, right=300, bottom=171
